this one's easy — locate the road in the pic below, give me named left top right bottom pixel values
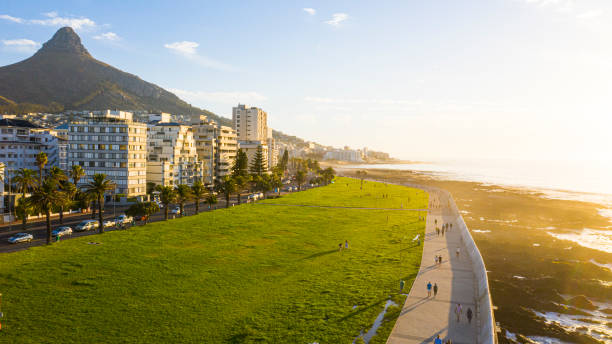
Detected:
left=0, top=191, right=288, bottom=253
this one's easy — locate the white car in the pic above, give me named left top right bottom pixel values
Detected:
left=8, top=232, right=33, bottom=244
left=115, top=214, right=133, bottom=225
left=75, top=220, right=99, bottom=232
left=52, top=226, right=73, bottom=237
left=171, top=207, right=181, bottom=215
left=103, top=220, right=116, bottom=228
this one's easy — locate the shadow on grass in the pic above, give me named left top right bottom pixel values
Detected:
left=338, top=297, right=390, bottom=322
left=302, top=249, right=339, bottom=260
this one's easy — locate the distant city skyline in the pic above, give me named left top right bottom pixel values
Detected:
left=1, top=1, right=610, bottom=163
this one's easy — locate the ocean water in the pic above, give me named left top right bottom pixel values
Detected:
left=347, top=159, right=612, bottom=254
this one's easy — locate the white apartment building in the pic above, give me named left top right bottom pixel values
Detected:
left=192, top=116, right=237, bottom=185
left=147, top=122, right=204, bottom=187
left=323, top=147, right=364, bottom=162
left=68, top=111, right=147, bottom=197
left=0, top=118, right=63, bottom=174
left=232, top=104, right=269, bottom=142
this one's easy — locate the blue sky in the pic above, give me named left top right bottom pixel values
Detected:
left=1, top=0, right=611, bottom=163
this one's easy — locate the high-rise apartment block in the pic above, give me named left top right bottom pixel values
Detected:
left=147, top=122, right=204, bottom=187
left=232, top=104, right=268, bottom=142
left=68, top=110, right=147, bottom=197
left=192, top=116, right=237, bottom=186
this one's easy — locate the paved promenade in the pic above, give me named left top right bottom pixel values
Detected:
left=387, top=190, right=478, bottom=344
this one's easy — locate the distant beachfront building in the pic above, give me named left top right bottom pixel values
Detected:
left=147, top=122, right=204, bottom=187
left=192, top=116, right=238, bottom=186
left=323, top=147, right=364, bottom=162
left=68, top=110, right=147, bottom=198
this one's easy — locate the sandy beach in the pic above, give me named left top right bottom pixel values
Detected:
left=336, top=166, right=612, bottom=343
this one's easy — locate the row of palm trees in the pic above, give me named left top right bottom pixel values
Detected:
left=150, top=180, right=218, bottom=221
left=9, top=152, right=117, bottom=244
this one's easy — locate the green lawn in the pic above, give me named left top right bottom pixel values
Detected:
left=0, top=177, right=427, bottom=343
left=268, top=177, right=428, bottom=209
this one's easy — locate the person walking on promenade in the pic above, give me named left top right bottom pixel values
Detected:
left=456, top=247, right=460, bottom=259
left=339, top=243, right=343, bottom=252
left=455, top=303, right=462, bottom=322
left=345, top=240, right=349, bottom=249
left=433, top=283, right=438, bottom=297
left=467, top=308, right=473, bottom=324
left=427, top=281, right=432, bottom=297
left=434, top=335, right=442, bottom=344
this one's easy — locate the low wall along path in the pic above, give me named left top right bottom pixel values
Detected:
left=334, top=177, right=498, bottom=344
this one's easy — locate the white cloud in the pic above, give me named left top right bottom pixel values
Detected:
left=93, top=32, right=120, bottom=41
left=325, top=13, right=349, bottom=27
left=164, top=41, right=199, bottom=55
left=169, top=89, right=267, bottom=105
left=0, top=14, right=24, bottom=23
left=2, top=38, right=40, bottom=53
left=164, top=41, right=233, bottom=71
left=0, top=12, right=96, bottom=30
left=29, top=11, right=96, bottom=30
left=577, top=9, right=603, bottom=20
left=303, top=8, right=316, bottom=15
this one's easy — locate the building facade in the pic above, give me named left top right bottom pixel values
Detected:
left=0, top=118, right=63, bottom=174
left=68, top=111, right=147, bottom=197
left=192, top=116, right=237, bottom=186
left=147, top=122, right=204, bottom=187
left=232, top=104, right=269, bottom=142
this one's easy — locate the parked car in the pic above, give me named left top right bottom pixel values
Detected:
left=171, top=207, right=181, bottom=215
left=103, top=219, right=116, bottom=228
left=115, top=214, right=133, bottom=225
left=8, top=232, right=33, bottom=244
left=134, top=215, right=148, bottom=221
left=75, top=220, right=99, bottom=232
left=52, top=226, right=72, bottom=237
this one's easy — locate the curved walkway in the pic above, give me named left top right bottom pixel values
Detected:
left=387, top=189, right=479, bottom=344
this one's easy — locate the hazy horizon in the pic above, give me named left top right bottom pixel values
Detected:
left=1, top=1, right=611, bottom=163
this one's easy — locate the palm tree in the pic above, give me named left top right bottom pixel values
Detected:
left=70, top=164, right=85, bottom=186
left=156, top=186, right=177, bottom=220
left=15, top=197, right=32, bottom=231
left=175, top=184, right=193, bottom=216
left=35, top=152, right=48, bottom=185
left=191, top=180, right=207, bottom=214
left=58, top=182, right=76, bottom=225
left=84, top=174, right=116, bottom=233
left=12, top=168, right=37, bottom=229
left=205, top=193, right=218, bottom=210
left=49, top=166, right=68, bottom=182
left=13, top=168, right=37, bottom=197
left=28, top=177, right=66, bottom=244
left=215, top=176, right=236, bottom=208
left=233, top=175, right=250, bottom=205
left=356, top=170, right=367, bottom=190
left=271, top=172, right=283, bottom=196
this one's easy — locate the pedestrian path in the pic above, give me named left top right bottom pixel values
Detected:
left=387, top=190, right=478, bottom=344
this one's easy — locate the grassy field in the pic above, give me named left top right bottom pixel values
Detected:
left=0, top=177, right=427, bottom=343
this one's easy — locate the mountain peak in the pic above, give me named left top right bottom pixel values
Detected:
left=37, top=27, right=90, bottom=56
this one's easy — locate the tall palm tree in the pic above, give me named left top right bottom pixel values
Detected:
left=156, top=185, right=177, bottom=220
left=28, top=177, right=66, bottom=244
left=13, top=168, right=37, bottom=197
left=205, top=193, right=218, bottom=210
left=35, top=152, right=48, bottom=185
left=15, top=197, right=32, bottom=231
left=49, top=166, right=68, bottom=183
left=12, top=168, right=37, bottom=230
left=191, top=180, right=207, bottom=214
left=215, top=176, right=236, bottom=208
left=70, top=164, right=85, bottom=186
left=233, top=175, right=250, bottom=205
left=175, top=184, right=193, bottom=216
left=296, top=170, right=306, bottom=191
left=58, top=182, right=76, bottom=225
left=84, top=174, right=116, bottom=233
